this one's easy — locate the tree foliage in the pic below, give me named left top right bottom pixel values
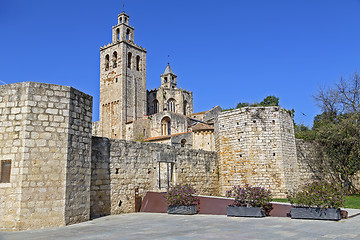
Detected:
left=297, top=73, right=360, bottom=193
left=233, top=95, right=280, bottom=110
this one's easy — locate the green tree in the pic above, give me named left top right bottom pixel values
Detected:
left=234, top=95, right=279, bottom=109
left=310, top=73, right=360, bottom=193
left=259, top=96, right=279, bottom=107
left=236, top=102, right=250, bottom=108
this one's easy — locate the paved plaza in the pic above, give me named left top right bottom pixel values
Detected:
left=1, top=211, right=360, bottom=240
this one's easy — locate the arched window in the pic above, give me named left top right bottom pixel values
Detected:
left=126, top=29, right=130, bottom=41
left=153, top=99, right=159, bottom=114
left=136, top=55, right=140, bottom=71
left=181, top=139, right=186, bottom=147
left=116, top=29, right=120, bottom=41
left=161, top=117, right=171, bottom=136
left=105, top=54, right=109, bottom=71
left=168, top=98, right=176, bottom=112
left=113, top=51, right=117, bottom=68
left=120, top=17, right=122, bottom=23
left=183, top=100, right=188, bottom=115
left=127, top=52, right=132, bottom=69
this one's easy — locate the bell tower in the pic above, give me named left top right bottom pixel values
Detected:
left=161, top=64, right=177, bottom=89
left=99, top=12, right=147, bottom=139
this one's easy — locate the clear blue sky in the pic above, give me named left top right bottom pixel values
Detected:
left=1, top=0, right=360, bottom=126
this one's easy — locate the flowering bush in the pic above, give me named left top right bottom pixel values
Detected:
left=165, top=184, right=200, bottom=207
left=287, top=180, right=345, bottom=209
left=226, top=184, right=273, bottom=214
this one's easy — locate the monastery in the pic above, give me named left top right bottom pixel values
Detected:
left=0, top=12, right=315, bottom=231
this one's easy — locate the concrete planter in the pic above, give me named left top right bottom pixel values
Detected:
left=167, top=205, right=197, bottom=215
left=290, top=207, right=341, bottom=221
left=226, top=206, right=265, bottom=217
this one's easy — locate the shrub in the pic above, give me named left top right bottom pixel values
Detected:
left=226, top=184, right=273, bottom=214
left=165, top=184, right=200, bottom=207
left=287, top=180, right=346, bottom=209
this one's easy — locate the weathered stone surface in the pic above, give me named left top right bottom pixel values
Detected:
left=215, top=107, right=299, bottom=198
left=90, top=137, right=218, bottom=216
left=0, top=82, right=92, bottom=231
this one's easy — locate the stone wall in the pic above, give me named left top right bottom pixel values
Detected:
left=295, top=139, right=322, bottom=183
left=0, top=82, right=92, bottom=231
left=215, top=107, right=298, bottom=198
left=90, top=138, right=218, bottom=216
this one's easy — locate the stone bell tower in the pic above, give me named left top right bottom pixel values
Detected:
left=99, top=12, right=147, bottom=139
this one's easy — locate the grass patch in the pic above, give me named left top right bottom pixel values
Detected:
left=272, top=195, right=360, bottom=209
left=344, top=194, right=360, bottom=209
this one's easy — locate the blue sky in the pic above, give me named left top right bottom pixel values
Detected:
left=1, top=0, right=359, bottom=126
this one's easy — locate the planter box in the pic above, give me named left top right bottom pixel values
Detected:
left=227, top=206, right=265, bottom=217
left=167, top=205, right=197, bottom=215
left=290, top=207, right=341, bottom=221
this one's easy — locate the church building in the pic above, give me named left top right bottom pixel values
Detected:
left=92, top=12, right=219, bottom=151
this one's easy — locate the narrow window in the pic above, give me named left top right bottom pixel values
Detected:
left=113, top=51, right=117, bottom=68
left=116, top=29, right=120, bottom=40
left=126, top=29, right=130, bottom=41
left=127, top=52, right=132, bottom=69
left=0, top=160, right=11, bottom=183
left=120, top=17, right=122, bottom=23
left=125, top=17, right=127, bottom=23
left=153, top=100, right=159, bottom=114
left=183, top=101, right=188, bottom=115
left=136, top=55, right=140, bottom=71
left=164, top=77, right=168, bottom=83
left=181, top=139, right=186, bottom=147
left=105, top=54, right=110, bottom=71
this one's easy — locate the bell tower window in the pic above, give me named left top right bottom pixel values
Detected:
left=127, top=52, right=132, bottom=69
left=136, top=56, right=141, bottom=71
left=113, top=51, right=117, bottom=68
left=126, top=29, right=130, bottom=41
left=116, top=29, right=120, bottom=41
left=105, top=54, right=110, bottom=71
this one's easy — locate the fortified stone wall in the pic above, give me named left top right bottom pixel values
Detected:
left=90, top=137, right=218, bottom=216
left=215, top=107, right=298, bottom=198
left=0, top=82, right=92, bottom=231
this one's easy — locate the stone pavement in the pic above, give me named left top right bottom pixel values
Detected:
left=1, top=210, right=360, bottom=240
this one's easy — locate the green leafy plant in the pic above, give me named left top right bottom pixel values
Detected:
left=165, top=184, right=200, bottom=207
left=287, top=180, right=346, bottom=209
left=226, top=184, right=273, bottom=215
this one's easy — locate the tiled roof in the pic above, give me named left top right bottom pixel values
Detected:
left=163, top=64, right=174, bottom=75
left=191, top=123, right=214, bottom=131
left=144, top=131, right=190, bottom=142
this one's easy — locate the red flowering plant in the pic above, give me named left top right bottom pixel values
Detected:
left=287, top=180, right=345, bottom=209
left=226, top=184, right=273, bottom=215
left=165, top=184, right=200, bottom=207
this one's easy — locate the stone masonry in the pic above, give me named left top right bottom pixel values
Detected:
left=0, top=82, right=92, bottom=231
left=90, top=137, right=218, bottom=217
left=215, top=106, right=299, bottom=198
